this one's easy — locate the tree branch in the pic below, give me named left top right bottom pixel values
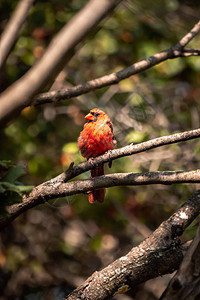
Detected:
left=0, top=0, right=35, bottom=69
left=177, top=21, right=200, bottom=47
left=33, top=21, right=200, bottom=106
left=1, top=169, right=200, bottom=230
left=22, top=169, right=200, bottom=202
left=0, top=0, right=122, bottom=127
left=160, top=224, right=200, bottom=299
left=65, top=190, right=200, bottom=300
left=0, top=127, right=199, bottom=230
left=177, top=49, right=200, bottom=57
left=52, top=127, right=200, bottom=183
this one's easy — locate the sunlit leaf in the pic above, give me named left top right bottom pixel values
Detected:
left=17, top=185, right=34, bottom=194
left=0, top=160, right=14, bottom=169
left=2, top=165, right=25, bottom=183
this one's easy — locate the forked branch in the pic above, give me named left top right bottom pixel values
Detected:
left=65, top=190, right=200, bottom=299
left=33, top=21, right=200, bottom=106
left=0, top=127, right=199, bottom=230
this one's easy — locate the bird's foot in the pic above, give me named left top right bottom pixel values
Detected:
left=106, top=149, right=113, bottom=168
left=87, top=157, right=96, bottom=167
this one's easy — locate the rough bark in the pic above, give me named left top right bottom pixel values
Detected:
left=0, top=128, right=200, bottom=230
left=0, top=0, right=122, bottom=126
left=160, top=224, right=200, bottom=300
left=65, top=190, right=200, bottom=299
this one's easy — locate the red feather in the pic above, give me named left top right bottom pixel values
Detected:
left=78, top=108, right=116, bottom=203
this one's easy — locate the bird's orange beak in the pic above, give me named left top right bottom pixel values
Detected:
left=85, top=112, right=94, bottom=121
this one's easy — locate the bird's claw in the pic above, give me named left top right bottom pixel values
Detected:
left=88, top=157, right=95, bottom=167
left=106, top=149, right=113, bottom=168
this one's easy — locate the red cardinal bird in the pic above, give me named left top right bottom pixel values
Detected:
left=78, top=108, right=116, bottom=203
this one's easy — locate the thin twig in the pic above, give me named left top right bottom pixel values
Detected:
left=178, top=21, right=200, bottom=47
left=60, top=127, right=200, bottom=182
left=33, top=21, right=200, bottom=105
left=177, top=49, right=200, bottom=57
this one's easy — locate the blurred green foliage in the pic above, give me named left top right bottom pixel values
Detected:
left=0, top=161, right=34, bottom=214
left=0, top=0, right=200, bottom=299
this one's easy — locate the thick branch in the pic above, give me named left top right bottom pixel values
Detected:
left=65, top=190, right=200, bottom=299
left=0, top=0, right=122, bottom=126
left=0, top=0, right=35, bottom=69
left=0, top=169, right=199, bottom=230
left=0, top=127, right=199, bottom=230
left=160, top=224, right=200, bottom=299
left=22, top=169, right=200, bottom=202
left=33, top=21, right=200, bottom=105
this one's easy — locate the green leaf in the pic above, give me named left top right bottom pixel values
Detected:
left=0, top=181, right=33, bottom=215
left=0, top=160, right=14, bottom=169
left=3, top=191, right=22, bottom=204
left=126, top=130, right=148, bottom=144
left=0, top=182, right=22, bottom=194
left=0, top=182, right=23, bottom=212
left=62, top=142, right=78, bottom=154
left=0, top=192, right=22, bottom=216
left=2, top=165, right=25, bottom=183
left=17, top=185, right=34, bottom=194
left=0, top=184, right=5, bottom=193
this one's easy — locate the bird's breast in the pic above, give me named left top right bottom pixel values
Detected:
left=78, top=121, right=114, bottom=159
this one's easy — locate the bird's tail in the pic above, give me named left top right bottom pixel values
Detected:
left=89, top=164, right=105, bottom=203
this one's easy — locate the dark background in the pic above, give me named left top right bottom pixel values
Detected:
left=0, top=0, right=200, bottom=299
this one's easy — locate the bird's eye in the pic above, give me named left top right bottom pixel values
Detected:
left=91, top=112, right=99, bottom=117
